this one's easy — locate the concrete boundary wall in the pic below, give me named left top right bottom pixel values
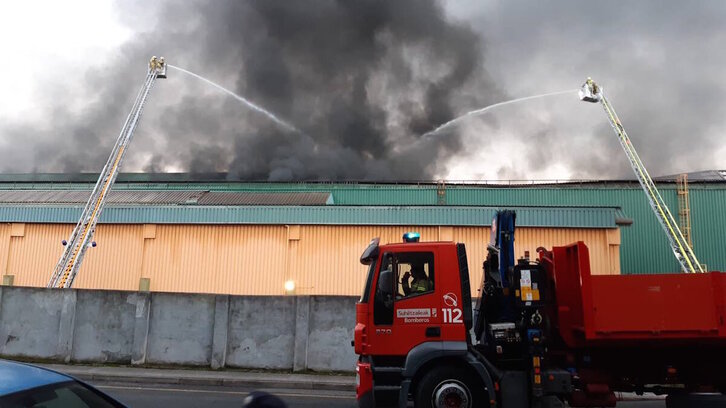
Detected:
left=0, top=286, right=357, bottom=372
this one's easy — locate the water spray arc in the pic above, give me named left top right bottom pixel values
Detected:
left=420, top=89, right=578, bottom=140
left=167, top=64, right=303, bottom=134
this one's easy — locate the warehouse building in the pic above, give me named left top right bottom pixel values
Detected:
left=0, top=172, right=723, bottom=296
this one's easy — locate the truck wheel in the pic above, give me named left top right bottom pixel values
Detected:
left=666, top=393, right=726, bottom=408
left=414, top=366, right=482, bottom=408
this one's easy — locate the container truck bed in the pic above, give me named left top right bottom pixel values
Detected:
left=548, top=242, right=726, bottom=347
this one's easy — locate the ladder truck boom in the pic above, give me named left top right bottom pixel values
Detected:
left=47, top=56, right=167, bottom=289
left=579, top=78, right=704, bottom=273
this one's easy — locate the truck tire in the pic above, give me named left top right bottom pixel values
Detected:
left=414, top=366, right=483, bottom=408
left=666, top=393, right=726, bottom=408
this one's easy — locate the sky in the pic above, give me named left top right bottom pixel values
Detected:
left=0, top=0, right=724, bottom=181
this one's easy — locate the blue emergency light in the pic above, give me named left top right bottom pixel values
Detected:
left=403, top=232, right=420, bottom=243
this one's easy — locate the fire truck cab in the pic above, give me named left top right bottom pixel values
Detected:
left=356, top=236, right=490, bottom=407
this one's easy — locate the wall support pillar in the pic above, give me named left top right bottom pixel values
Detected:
left=131, top=292, right=151, bottom=365
left=210, top=295, right=230, bottom=369
left=56, top=290, right=77, bottom=363
left=293, top=296, right=311, bottom=372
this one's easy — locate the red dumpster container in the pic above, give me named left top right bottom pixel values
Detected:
left=546, top=242, right=726, bottom=348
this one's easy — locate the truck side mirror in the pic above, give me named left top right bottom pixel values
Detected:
left=378, top=269, right=393, bottom=298
left=360, top=237, right=380, bottom=265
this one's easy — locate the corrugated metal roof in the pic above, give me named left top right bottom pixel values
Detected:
left=197, top=192, right=332, bottom=205
left=0, top=173, right=230, bottom=183
left=0, top=171, right=721, bottom=183
left=0, top=205, right=621, bottom=228
left=1, top=172, right=724, bottom=189
left=655, top=170, right=726, bottom=182
left=0, top=190, right=332, bottom=206
left=3, top=179, right=726, bottom=193
left=0, top=190, right=204, bottom=205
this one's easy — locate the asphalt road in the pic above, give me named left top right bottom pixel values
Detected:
left=93, top=381, right=666, bottom=408
left=94, top=382, right=356, bottom=408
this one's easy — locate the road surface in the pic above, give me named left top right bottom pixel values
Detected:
left=94, top=381, right=666, bottom=408
left=95, top=381, right=354, bottom=408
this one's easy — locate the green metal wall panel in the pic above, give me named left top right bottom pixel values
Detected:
left=689, top=189, right=726, bottom=271
left=444, top=187, right=677, bottom=274
left=0, top=205, right=619, bottom=228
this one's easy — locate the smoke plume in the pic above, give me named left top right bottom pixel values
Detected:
left=4, top=1, right=722, bottom=181
left=0, top=0, right=499, bottom=181
left=444, top=0, right=726, bottom=180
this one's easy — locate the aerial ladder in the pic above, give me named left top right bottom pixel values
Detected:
left=47, top=57, right=167, bottom=288
left=579, top=78, right=704, bottom=273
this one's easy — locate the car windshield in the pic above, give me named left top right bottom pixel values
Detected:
left=0, top=380, right=123, bottom=408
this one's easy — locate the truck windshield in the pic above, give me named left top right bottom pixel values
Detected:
left=360, top=259, right=377, bottom=303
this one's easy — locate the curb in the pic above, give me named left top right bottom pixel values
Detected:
left=89, top=375, right=353, bottom=392
left=45, top=366, right=354, bottom=393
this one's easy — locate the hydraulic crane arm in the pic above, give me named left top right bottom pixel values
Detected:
left=580, top=78, right=704, bottom=273
left=48, top=57, right=167, bottom=288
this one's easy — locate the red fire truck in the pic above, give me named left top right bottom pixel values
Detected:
left=354, top=213, right=726, bottom=407
left=354, top=78, right=726, bottom=407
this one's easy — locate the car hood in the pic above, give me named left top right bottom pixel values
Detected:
left=0, top=360, right=71, bottom=396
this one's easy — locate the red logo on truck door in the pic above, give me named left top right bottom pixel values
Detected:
left=443, top=292, right=458, bottom=307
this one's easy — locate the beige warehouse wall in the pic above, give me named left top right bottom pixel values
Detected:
left=0, top=223, right=619, bottom=295
left=141, top=224, right=289, bottom=294
left=3, top=223, right=146, bottom=290
left=293, top=226, right=441, bottom=296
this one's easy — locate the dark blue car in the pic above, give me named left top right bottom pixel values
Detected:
left=0, top=359, right=125, bottom=407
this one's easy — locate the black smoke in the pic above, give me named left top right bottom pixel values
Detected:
left=3, top=1, right=726, bottom=181
left=0, top=0, right=500, bottom=181
left=446, top=0, right=726, bottom=180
